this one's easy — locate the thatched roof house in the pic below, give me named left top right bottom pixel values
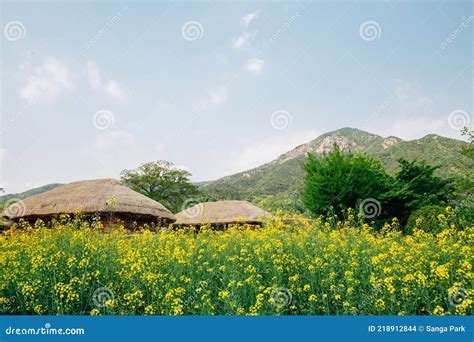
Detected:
left=175, top=200, right=273, bottom=227
left=2, top=179, right=175, bottom=228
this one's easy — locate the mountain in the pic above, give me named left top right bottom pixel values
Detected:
left=200, top=128, right=472, bottom=211
left=0, top=183, right=63, bottom=202
left=2, top=128, right=471, bottom=212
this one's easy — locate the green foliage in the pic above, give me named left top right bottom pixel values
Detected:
left=405, top=202, right=473, bottom=235
left=383, top=159, right=455, bottom=226
left=405, top=205, right=446, bottom=234
left=202, top=128, right=472, bottom=213
left=255, top=188, right=309, bottom=215
left=301, top=145, right=389, bottom=218
left=301, top=145, right=456, bottom=231
left=120, top=161, right=199, bottom=213
left=4, top=129, right=471, bottom=217
left=461, top=127, right=474, bottom=159
left=452, top=128, right=474, bottom=204
left=451, top=194, right=474, bottom=228
left=0, top=203, right=8, bottom=230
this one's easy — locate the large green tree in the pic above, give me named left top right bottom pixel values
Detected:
left=301, top=146, right=455, bottom=229
left=120, top=161, right=199, bottom=213
left=383, top=158, right=455, bottom=226
left=301, top=145, right=390, bottom=218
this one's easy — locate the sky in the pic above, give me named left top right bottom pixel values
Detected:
left=1, top=0, right=472, bottom=194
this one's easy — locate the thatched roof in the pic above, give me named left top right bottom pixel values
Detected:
left=175, top=200, right=273, bottom=225
left=2, top=178, right=175, bottom=222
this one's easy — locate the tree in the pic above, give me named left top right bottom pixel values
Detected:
left=120, top=161, right=199, bottom=213
left=383, top=158, right=455, bottom=226
left=404, top=205, right=446, bottom=234
left=301, top=146, right=456, bottom=231
left=461, top=127, right=474, bottom=159
left=301, top=145, right=390, bottom=218
left=457, top=127, right=474, bottom=216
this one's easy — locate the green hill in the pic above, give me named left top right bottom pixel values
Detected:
left=0, top=183, right=63, bottom=203
left=200, top=128, right=472, bottom=212
left=1, top=128, right=471, bottom=214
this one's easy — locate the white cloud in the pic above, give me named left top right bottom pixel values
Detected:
left=20, top=58, right=74, bottom=103
left=232, top=31, right=256, bottom=50
left=241, top=11, right=259, bottom=28
left=394, top=79, right=433, bottom=116
left=208, top=86, right=228, bottom=105
left=19, top=59, right=127, bottom=103
left=246, top=58, right=265, bottom=74
left=233, top=11, right=259, bottom=50
left=105, top=80, right=126, bottom=100
left=85, top=61, right=127, bottom=101
left=86, top=61, right=101, bottom=89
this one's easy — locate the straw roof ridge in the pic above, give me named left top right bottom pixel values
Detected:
left=175, top=200, right=273, bottom=225
left=2, top=178, right=175, bottom=221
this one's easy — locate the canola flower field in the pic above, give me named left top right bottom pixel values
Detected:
left=0, top=211, right=472, bottom=316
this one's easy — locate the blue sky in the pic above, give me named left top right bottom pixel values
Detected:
left=1, top=0, right=472, bottom=193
